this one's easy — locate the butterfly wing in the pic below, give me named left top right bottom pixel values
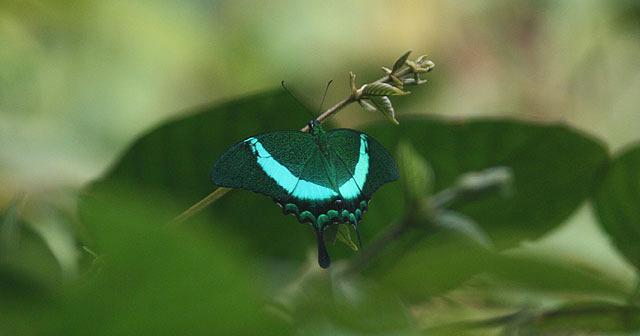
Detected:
left=212, top=130, right=341, bottom=203
left=327, top=129, right=399, bottom=204
left=212, top=128, right=398, bottom=270
left=212, top=131, right=318, bottom=200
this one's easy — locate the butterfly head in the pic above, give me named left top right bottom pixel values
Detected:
left=307, top=119, right=324, bottom=136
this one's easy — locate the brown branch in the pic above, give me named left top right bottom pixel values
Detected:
left=173, top=187, right=231, bottom=223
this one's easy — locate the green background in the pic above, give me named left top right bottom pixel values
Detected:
left=2, top=1, right=640, bottom=334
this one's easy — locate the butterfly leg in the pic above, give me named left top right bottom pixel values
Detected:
left=353, top=223, right=363, bottom=249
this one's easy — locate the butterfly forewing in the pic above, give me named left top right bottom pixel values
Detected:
left=212, top=131, right=316, bottom=199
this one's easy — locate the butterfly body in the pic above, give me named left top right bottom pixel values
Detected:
left=212, top=120, right=398, bottom=267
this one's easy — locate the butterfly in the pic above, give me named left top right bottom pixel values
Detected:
left=211, top=119, right=398, bottom=268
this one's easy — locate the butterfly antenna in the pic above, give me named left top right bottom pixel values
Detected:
left=318, top=80, right=333, bottom=114
left=281, top=81, right=316, bottom=119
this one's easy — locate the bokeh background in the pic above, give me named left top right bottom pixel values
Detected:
left=3, top=0, right=640, bottom=282
left=2, top=1, right=640, bottom=333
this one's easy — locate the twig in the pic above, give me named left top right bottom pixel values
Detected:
left=300, top=96, right=354, bottom=133
left=300, top=65, right=419, bottom=132
left=173, top=187, right=231, bottom=223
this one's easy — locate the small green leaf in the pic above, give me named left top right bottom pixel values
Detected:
left=402, top=78, right=428, bottom=86
left=593, top=144, right=640, bottom=271
left=370, top=96, right=399, bottom=125
left=396, top=141, right=434, bottom=204
left=305, top=224, right=358, bottom=251
left=358, top=99, right=378, bottom=113
left=415, top=55, right=429, bottom=65
left=336, top=224, right=358, bottom=251
left=392, top=50, right=412, bottom=72
left=389, top=74, right=404, bottom=88
left=414, top=55, right=435, bottom=72
left=362, top=83, right=408, bottom=97
left=405, top=59, right=418, bottom=72
left=421, top=60, right=435, bottom=72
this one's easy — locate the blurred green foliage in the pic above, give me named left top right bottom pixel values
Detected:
left=3, top=92, right=640, bottom=334
left=3, top=188, right=287, bottom=335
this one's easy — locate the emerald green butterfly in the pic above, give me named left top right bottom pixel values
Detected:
left=211, top=120, right=398, bottom=268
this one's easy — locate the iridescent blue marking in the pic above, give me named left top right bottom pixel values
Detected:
left=246, top=137, right=338, bottom=201
left=338, top=134, right=369, bottom=200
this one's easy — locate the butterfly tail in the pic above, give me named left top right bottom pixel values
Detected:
left=315, top=229, right=331, bottom=269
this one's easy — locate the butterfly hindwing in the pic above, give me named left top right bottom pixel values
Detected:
left=327, top=129, right=399, bottom=200
left=289, top=150, right=339, bottom=201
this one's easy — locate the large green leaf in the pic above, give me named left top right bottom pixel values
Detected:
left=377, top=229, right=493, bottom=300
left=83, top=90, right=322, bottom=263
left=383, top=218, right=624, bottom=302
left=484, top=254, right=627, bottom=297
left=363, top=117, right=608, bottom=248
left=593, top=143, right=640, bottom=271
left=380, top=230, right=626, bottom=302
